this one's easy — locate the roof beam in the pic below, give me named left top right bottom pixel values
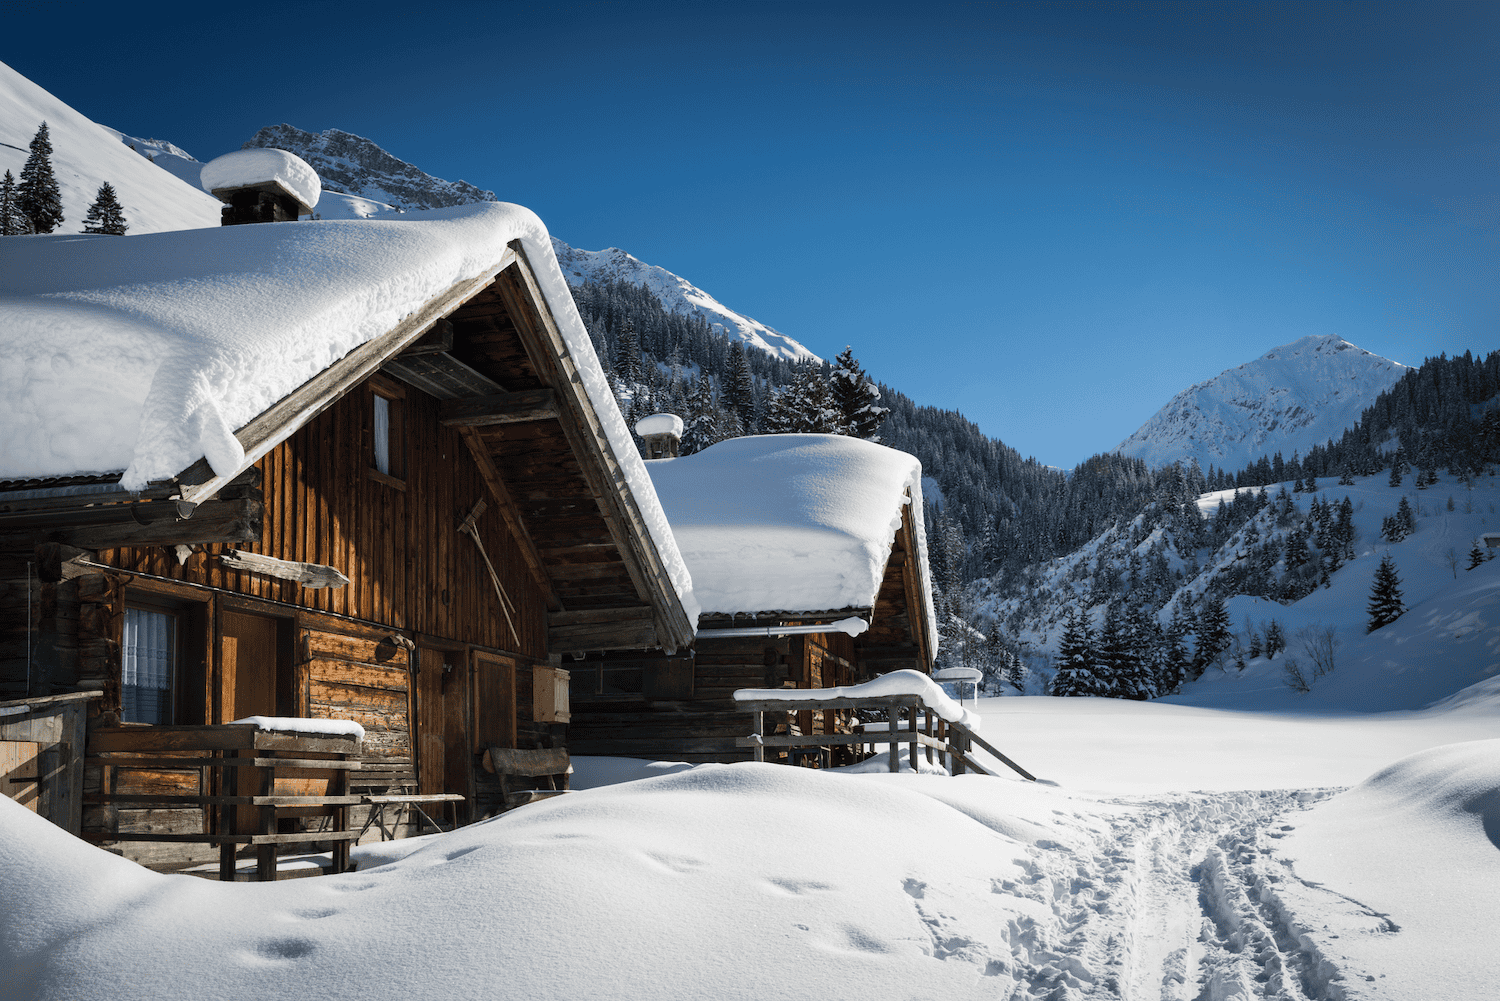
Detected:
left=439, top=389, right=559, bottom=427
left=456, top=426, right=562, bottom=612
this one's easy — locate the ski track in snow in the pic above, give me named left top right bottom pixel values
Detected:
left=926, top=789, right=1384, bottom=1000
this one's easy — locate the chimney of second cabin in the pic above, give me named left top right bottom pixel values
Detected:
left=635, top=413, right=683, bottom=459
left=199, top=148, right=322, bottom=226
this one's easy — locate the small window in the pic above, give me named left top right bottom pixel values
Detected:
left=122, top=607, right=176, bottom=724
left=368, top=376, right=406, bottom=484
left=373, top=394, right=392, bottom=475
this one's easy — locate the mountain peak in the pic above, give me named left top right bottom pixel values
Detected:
left=243, top=124, right=497, bottom=212
left=1116, top=336, right=1409, bottom=472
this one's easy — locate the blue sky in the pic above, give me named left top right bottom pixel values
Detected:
left=7, top=1, right=1497, bottom=467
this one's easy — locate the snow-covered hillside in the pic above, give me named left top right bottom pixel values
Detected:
left=0, top=60, right=220, bottom=233
left=552, top=240, right=819, bottom=363
left=1117, top=335, right=1408, bottom=473
left=985, top=468, right=1500, bottom=710
left=242, top=124, right=496, bottom=212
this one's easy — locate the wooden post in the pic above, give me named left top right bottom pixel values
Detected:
left=908, top=704, right=918, bottom=772
left=924, top=707, right=934, bottom=766
left=887, top=699, right=899, bottom=773
left=331, top=759, right=350, bottom=875
left=952, top=726, right=966, bottom=776
left=256, top=759, right=276, bottom=882
left=752, top=711, right=765, bottom=763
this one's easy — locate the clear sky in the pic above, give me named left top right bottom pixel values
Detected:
left=5, top=1, right=1497, bottom=468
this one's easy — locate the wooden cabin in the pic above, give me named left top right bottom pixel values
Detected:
left=0, top=205, right=694, bottom=871
left=568, top=431, right=937, bottom=764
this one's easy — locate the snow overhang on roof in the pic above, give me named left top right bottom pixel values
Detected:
left=645, top=434, right=936, bottom=649
left=0, top=202, right=697, bottom=623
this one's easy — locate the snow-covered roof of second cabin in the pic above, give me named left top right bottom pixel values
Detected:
left=0, top=201, right=697, bottom=623
left=645, top=434, right=936, bottom=646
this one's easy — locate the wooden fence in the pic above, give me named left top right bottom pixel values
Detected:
left=735, top=694, right=1035, bottom=780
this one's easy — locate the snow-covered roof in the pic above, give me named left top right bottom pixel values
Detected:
left=0, top=202, right=695, bottom=618
left=645, top=434, right=935, bottom=647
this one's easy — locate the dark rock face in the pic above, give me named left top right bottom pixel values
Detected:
left=243, top=124, right=496, bottom=211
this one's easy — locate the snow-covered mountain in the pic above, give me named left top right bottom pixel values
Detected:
left=0, top=60, right=220, bottom=233
left=550, top=242, right=818, bottom=363
left=242, top=124, right=497, bottom=212
left=1117, top=335, right=1409, bottom=473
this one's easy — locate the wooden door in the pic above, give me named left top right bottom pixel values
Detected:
left=221, top=611, right=281, bottom=722
left=416, top=648, right=471, bottom=802
left=472, top=652, right=516, bottom=753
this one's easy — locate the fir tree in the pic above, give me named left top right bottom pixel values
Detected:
left=82, top=182, right=128, bottom=235
left=1050, top=610, right=1105, bottom=696
left=1193, top=594, right=1231, bottom=676
left=1367, top=554, right=1405, bottom=632
left=615, top=321, right=642, bottom=383
left=828, top=346, right=889, bottom=439
left=17, top=121, right=63, bottom=234
left=1469, top=541, right=1488, bottom=571
left=0, top=170, right=31, bottom=235
left=723, top=340, right=756, bottom=429
left=762, top=362, right=840, bottom=434
left=1263, top=619, right=1286, bottom=660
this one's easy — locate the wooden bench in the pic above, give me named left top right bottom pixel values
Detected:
left=483, top=746, right=572, bottom=813
left=350, top=756, right=464, bottom=841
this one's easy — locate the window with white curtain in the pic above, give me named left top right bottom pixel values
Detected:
left=122, top=607, right=175, bottom=724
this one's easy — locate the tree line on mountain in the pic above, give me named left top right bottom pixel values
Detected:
left=1203, top=350, right=1500, bottom=492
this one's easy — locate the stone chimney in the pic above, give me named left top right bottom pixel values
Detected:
left=199, top=148, right=321, bottom=226
left=635, top=413, right=683, bottom=459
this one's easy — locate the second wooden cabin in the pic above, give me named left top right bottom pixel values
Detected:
left=568, top=430, right=938, bottom=763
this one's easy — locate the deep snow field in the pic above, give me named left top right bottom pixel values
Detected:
left=4, top=680, right=1498, bottom=1001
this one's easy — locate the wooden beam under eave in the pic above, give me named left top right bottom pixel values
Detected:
left=439, top=389, right=559, bottom=427
left=457, top=426, right=563, bottom=613
left=549, top=619, right=660, bottom=653
left=0, top=497, right=262, bottom=551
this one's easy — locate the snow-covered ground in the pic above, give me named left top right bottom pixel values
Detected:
left=5, top=678, right=1497, bottom=1000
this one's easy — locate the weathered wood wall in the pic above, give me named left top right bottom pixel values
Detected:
left=568, top=629, right=861, bottom=764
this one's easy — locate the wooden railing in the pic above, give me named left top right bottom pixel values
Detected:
left=83, top=723, right=363, bottom=881
left=735, top=694, right=1035, bottom=781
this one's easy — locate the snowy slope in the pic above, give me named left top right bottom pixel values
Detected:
left=0, top=60, right=220, bottom=233
left=552, top=240, right=819, bottom=363
left=6, top=691, right=1499, bottom=1000
left=1116, top=335, right=1408, bottom=472
left=242, top=124, right=496, bottom=211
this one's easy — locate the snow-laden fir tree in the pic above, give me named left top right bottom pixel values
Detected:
left=762, top=362, right=841, bottom=434
left=615, top=321, right=642, bottom=383
left=1049, top=609, right=1106, bottom=696
left=1470, top=541, right=1489, bottom=571
left=17, top=121, right=63, bottom=234
left=723, top=340, right=756, bottom=429
left=1367, top=555, right=1405, bottom=632
left=828, top=346, right=889, bottom=440
left=82, top=182, right=128, bottom=235
left=1193, top=594, right=1231, bottom=676
left=0, top=170, right=32, bottom=235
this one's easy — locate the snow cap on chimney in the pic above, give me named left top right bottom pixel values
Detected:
left=200, top=148, right=321, bottom=225
left=635, top=413, right=683, bottom=459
